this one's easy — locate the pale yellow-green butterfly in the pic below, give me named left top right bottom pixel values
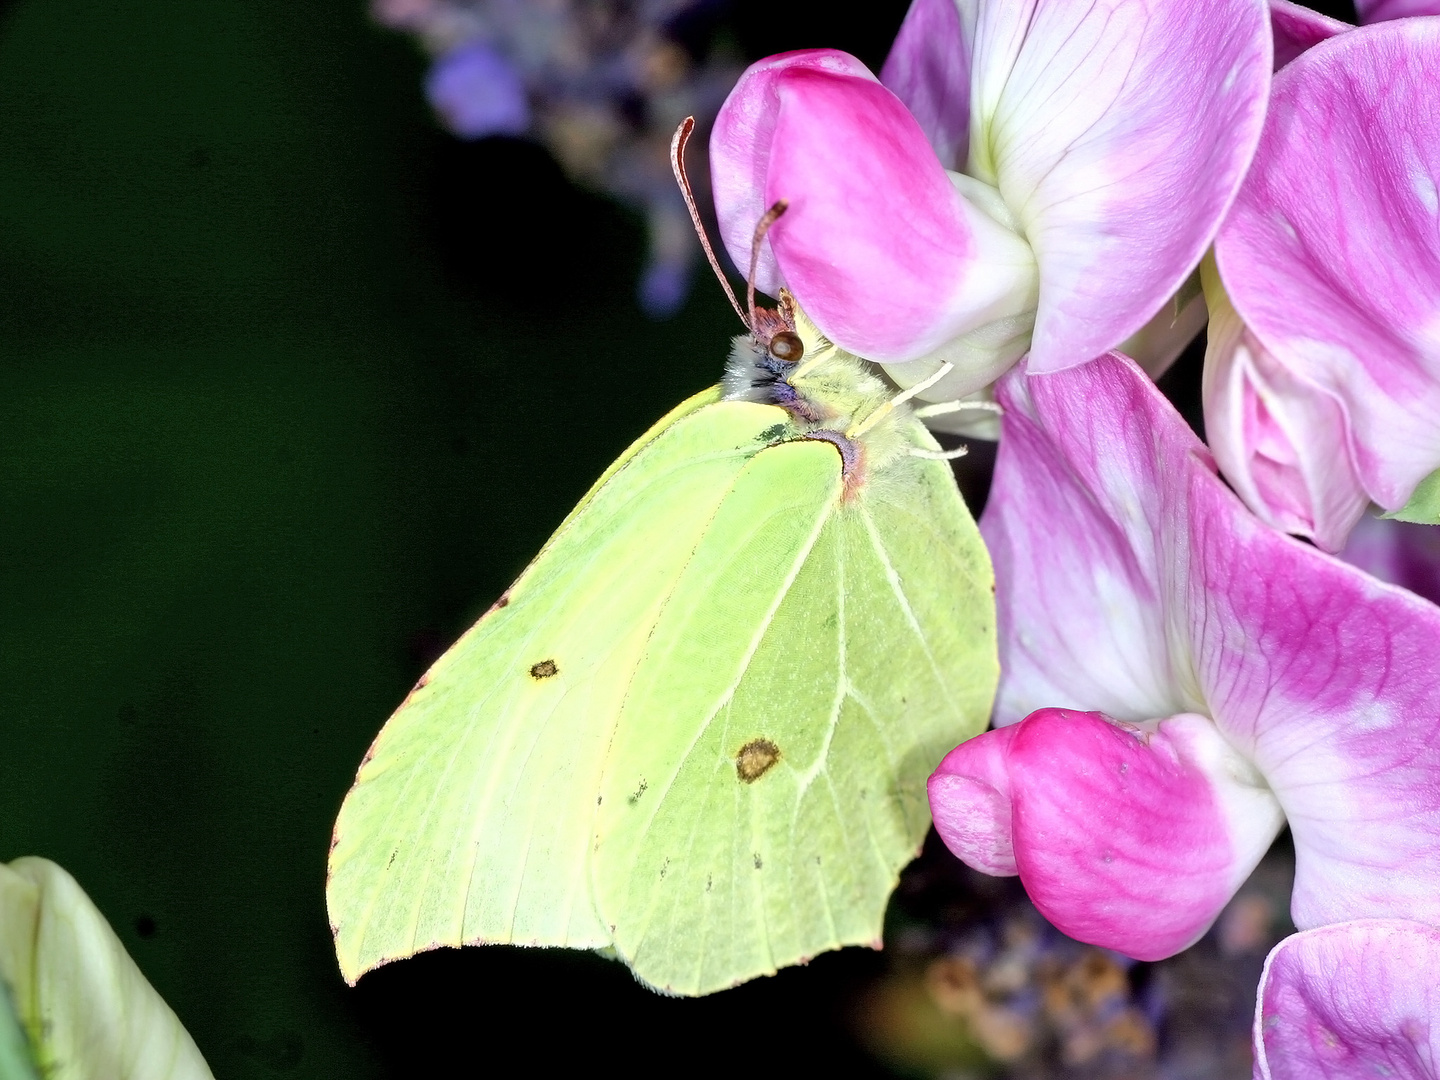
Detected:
left=325, top=119, right=998, bottom=996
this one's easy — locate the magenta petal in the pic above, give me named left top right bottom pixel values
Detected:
left=1006, top=709, right=1278, bottom=961
left=932, top=706, right=1282, bottom=962
left=1269, top=0, right=1349, bottom=69
left=710, top=50, right=875, bottom=299
left=988, top=354, right=1440, bottom=932
left=1255, top=921, right=1440, bottom=1080
left=1215, top=20, right=1440, bottom=514
left=712, top=49, right=1034, bottom=364
left=972, top=0, right=1271, bottom=372
left=763, top=65, right=971, bottom=360
left=1358, top=0, right=1440, bottom=22
left=880, top=0, right=972, bottom=170
left=929, top=724, right=1021, bottom=876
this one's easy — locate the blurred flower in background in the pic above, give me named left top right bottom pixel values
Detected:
left=1341, top=514, right=1440, bottom=609
left=375, top=0, right=743, bottom=318
left=855, top=839, right=1296, bottom=1079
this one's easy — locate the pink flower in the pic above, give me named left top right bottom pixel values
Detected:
left=1203, top=18, right=1440, bottom=551
left=708, top=0, right=1272, bottom=397
left=1255, top=920, right=1440, bottom=1079
left=928, top=354, right=1440, bottom=962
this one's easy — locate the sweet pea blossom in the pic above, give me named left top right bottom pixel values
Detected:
left=709, top=0, right=1271, bottom=398
left=1254, top=920, right=1440, bottom=1079
left=927, top=353, right=1440, bottom=962
left=1203, top=18, right=1440, bottom=552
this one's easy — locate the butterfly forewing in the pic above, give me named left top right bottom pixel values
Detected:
left=846, top=422, right=996, bottom=756
left=326, top=398, right=794, bottom=984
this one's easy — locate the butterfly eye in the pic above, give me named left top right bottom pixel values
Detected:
left=768, top=331, right=804, bottom=363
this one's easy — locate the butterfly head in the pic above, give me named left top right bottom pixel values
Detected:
left=749, top=289, right=803, bottom=364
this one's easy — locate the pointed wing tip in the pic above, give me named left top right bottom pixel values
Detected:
left=330, top=920, right=426, bottom=987
left=334, top=942, right=416, bottom=988
left=333, top=944, right=370, bottom=988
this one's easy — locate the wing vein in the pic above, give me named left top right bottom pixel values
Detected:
left=858, top=503, right=954, bottom=701
left=618, top=490, right=837, bottom=856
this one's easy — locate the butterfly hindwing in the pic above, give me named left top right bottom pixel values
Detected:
left=592, top=416, right=996, bottom=994
left=589, top=438, right=844, bottom=993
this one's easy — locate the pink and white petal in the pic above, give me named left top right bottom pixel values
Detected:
left=1341, top=514, right=1440, bottom=608
left=1190, top=485, right=1440, bottom=928
left=1358, top=0, right=1440, bottom=23
left=712, top=49, right=1036, bottom=363
left=1255, top=920, right=1440, bottom=1080
left=1202, top=264, right=1371, bottom=552
left=1215, top=19, right=1440, bottom=512
left=982, top=356, right=1205, bottom=726
left=965, top=0, right=1270, bottom=372
left=929, top=723, right=1021, bottom=876
left=935, top=708, right=1283, bottom=961
left=997, top=354, right=1440, bottom=930
left=763, top=67, right=1033, bottom=362
left=880, top=0, right=973, bottom=171
left=1270, top=0, right=1349, bottom=70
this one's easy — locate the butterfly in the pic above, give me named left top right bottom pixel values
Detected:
left=325, top=119, right=998, bottom=996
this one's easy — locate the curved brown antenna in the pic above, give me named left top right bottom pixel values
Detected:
left=747, top=200, right=789, bottom=332
left=670, top=117, right=747, bottom=328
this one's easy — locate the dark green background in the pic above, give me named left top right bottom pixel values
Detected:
left=0, top=0, right=1357, bottom=1075
left=0, top=0, right=917, bottom=1075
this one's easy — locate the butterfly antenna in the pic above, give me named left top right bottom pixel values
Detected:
left=670, top=117, right=747, bottom=328
left=748, top=200, right=789, bottom=332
